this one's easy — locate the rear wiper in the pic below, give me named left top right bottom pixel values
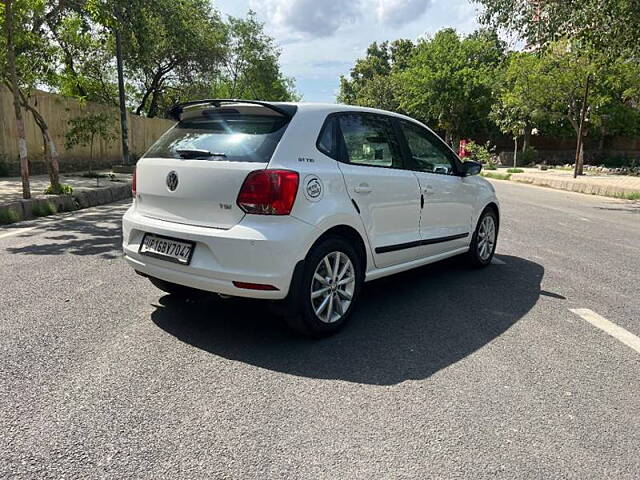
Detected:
left=176, top=149, right=227, bottom=159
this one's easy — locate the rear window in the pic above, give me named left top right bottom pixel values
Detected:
left=144, top=114, right=290, bottom=163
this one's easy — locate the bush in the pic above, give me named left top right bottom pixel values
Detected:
left=32, top=201, right=57, bottom=217
left=44, top=184, right=73, bottom=195
left=484, top=164, right=497, bottom=170
left=519, top=147, right=537, bottom=166
left=591, top=155, right=637, bottom=169
left=507, top=168, right=524, bottom=173
left=0, top=159, right=9, bottom=177
left=81, top=172, right=108, bottom=179
left=0, top=209, right=20, bottom=225
left=464, top=141, right=495, bottom=164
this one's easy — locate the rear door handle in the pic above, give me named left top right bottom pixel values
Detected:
left=354, top=184, right=372, bottom=194
left=422, top=185, right=435, bottom=195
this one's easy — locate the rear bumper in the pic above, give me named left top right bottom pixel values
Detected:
left=122, top=205, right=318, bottom=299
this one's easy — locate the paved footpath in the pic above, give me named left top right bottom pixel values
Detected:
left=0, top=171, right=133, bottom=205
left=508, top=168, right=640, bottom=197
left=1, top=181, right=639, bottom=479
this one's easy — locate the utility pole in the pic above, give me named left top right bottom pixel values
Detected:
left=4, top=0, right=31, bottom=199
left=114, top=11, right=130, bottom=166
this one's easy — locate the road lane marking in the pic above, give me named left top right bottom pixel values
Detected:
left=570, top=308, right=640, bottom=354
left=0, top=227, right=36, bottom=239
left=492, top=257, right=506, bottom=265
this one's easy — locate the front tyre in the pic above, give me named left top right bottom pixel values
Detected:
left=284, top=237, right=363, bottom=337
left=467, top=208, right=498, bottom=267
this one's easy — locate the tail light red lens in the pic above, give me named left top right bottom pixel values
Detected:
left=237, top=169, right=299, bottom=215
left=132, top=168, right=137, bottom=196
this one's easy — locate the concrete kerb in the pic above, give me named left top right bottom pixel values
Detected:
left=510, top=174, right=640, bottom=198
left=0, top=182, right=132, bottom=225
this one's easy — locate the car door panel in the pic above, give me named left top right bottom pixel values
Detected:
left=397, top=120, right=474, bottom=258
left=335, top=113, right=422, bottom=269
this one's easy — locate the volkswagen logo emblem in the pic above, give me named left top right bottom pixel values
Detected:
left=166, top=171, right=179, bottom=191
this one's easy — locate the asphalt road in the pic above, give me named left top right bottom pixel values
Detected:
left=1, top=181, right=639, bottom=479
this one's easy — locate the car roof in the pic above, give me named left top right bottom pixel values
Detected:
left=272, top=102, right=421, bottom=122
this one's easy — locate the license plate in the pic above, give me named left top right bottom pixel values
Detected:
left=139, top=233, right=195, bottom=265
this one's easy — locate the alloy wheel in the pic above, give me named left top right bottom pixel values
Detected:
left=477, top=215, right=496, bottom=261
left=310, top=251, right=356, bottom=324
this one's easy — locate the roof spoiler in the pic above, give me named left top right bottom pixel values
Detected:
left=166, top=99, right=297, bottom=121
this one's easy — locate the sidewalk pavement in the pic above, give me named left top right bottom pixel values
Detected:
left=0, top=171, right=133, bottom=225
left=0, top=171, right=132, bottom=204
left=506, top=168, right=640, bottom=198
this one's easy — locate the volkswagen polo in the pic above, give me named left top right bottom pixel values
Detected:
left=122, top=100, right=499, bottom=336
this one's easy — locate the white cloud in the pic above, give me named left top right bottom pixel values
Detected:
left=376, top=0, right=432, bottom=26
left=252, top=0, right=433, bottom=38
left=252, top=0, right=364, bottom=37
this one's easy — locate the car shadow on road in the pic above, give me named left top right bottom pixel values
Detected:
left=150, top=254, right=544, bottom=385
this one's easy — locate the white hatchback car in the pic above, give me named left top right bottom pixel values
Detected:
left=122, top=100, right=499, bottom=336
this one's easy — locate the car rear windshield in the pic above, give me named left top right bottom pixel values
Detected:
left=143, top=114, right=290, bottom=163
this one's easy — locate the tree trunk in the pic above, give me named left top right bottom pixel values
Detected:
left=89, top=134, right=94, bottom=175
left=114, top=24, right=130, bottom=165
left=523, top=124, right=532, bottom=153
left=574, top=75, right=591, bottom=178
left=147, top=88, right=161, bottom=119
left=513, top=137, right=518, bottom=168
left=12, top=87, right=61, bottom=190
left=5, top=0, right=31, bottom=199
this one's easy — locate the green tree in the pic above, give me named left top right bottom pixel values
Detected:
left=474, top=0, right=640, bottom=57
left=0, top=0, right=72, bottom=194
left=396, top=28, right=506, bottom=145
left=206, top=12, right=298, bottom=102
left=124, top=0, right=227, bottom=117
left=338, top=39, right=414, bottom=110
left=64, top=112, right=117, bottom=174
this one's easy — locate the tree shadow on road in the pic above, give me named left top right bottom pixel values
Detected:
left=5, top=203, right=129, bottom=259
left=150, top=254, right=543, bottom=385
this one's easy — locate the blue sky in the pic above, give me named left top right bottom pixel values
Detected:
left=213, top=0, right=487, bottom=103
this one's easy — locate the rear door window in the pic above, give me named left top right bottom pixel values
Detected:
left=144, top=114, right=290, bottom=163
left=336, top=113, right=403, bottom=168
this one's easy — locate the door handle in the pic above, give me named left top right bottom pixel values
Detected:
left=354, top=184, right=372, bottom=194
left=422, top=185, right=435, bottom=195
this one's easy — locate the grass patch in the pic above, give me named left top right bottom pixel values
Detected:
left=484, top=164, right=497, bottom=170
left=481, top=172, right=512, bottom=181
left=0, top=209, right=20, bottom=225
left=613, top=191, right=640, bottom=201
left=507, top=168, right=524, bottom=174
left=31, top=201, right=58, bottom=217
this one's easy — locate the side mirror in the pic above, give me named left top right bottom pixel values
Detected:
left=460, top=161, right=482, bottom=177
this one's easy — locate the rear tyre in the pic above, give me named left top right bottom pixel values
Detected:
left=148, top=276, right=204, bottom=300
left=466, top=208, right=498, bottom=268
left=283, top=237, right=363, bottom=337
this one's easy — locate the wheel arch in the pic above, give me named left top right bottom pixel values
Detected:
left=483, top=202, right=500, bottom=228
left=309, top=224, right=368, bottom=273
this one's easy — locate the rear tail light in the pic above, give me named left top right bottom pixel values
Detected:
left=132, top=168, right=137, bottom=196
left=237, top=169, right=299, bottom=215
